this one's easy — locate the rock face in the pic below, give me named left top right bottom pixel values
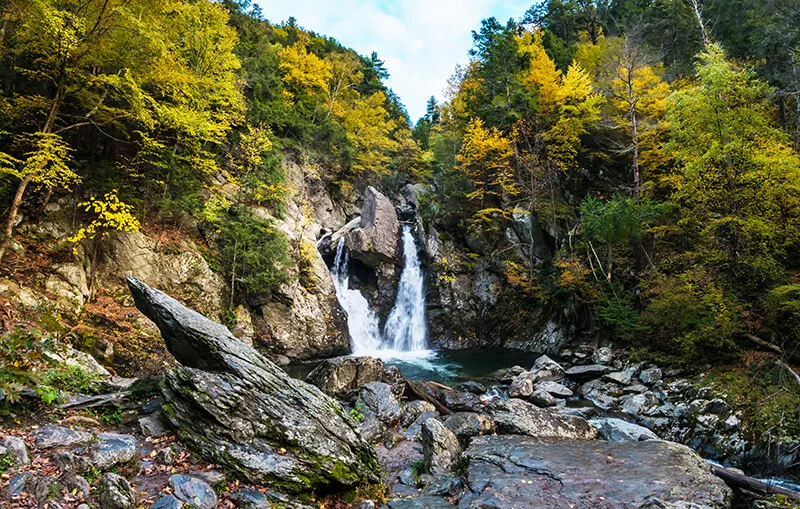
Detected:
left=461, top=436, right=731, bottom=509
left=345, top=186, right=400, bottom=268
left=488, top=399, right=598, bottom=440
left=127, top=277, right=379, bottom=492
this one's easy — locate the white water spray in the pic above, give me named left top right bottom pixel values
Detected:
left=330, top=224, right=433, bottom=362
left=383, top=226, right=428, bottom=351
left=331, top=239, right=383, bottom=354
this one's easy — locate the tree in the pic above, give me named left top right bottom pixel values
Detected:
left=457, top=118, right=516, bottom=212
left=667, top=44, right=800, bottom=290
left=340, top=92, right=398, bottom=175
left=602, top=31, right=670, bottom=200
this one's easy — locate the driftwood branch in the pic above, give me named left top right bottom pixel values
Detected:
left=711, top=464, right=800, bottom=501
left=405, top=378, right=454, bottom=415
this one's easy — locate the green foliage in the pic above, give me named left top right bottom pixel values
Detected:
left=348, top=408, right=364, bottom=424
left=763, top=284, right=800, bottom=346
left=703, top=361, right=800, bottom=444
left=0, top=328, right=55, bottom=405
left=0, top=455, right=12, bottom=475
left=643, top=271, right=744, bottom=362
left=218, top=207, right=291, bottom=298
left=410, top=458, right=427, bottom=478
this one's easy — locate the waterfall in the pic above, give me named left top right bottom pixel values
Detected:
left=329, top=224, right=430, bottom=358
left=383, top=225, right=428, bottom=351
left=331, top=239, right=383, bottom=354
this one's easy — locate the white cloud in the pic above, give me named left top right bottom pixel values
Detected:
left=253, top=0, right=532, bottom=121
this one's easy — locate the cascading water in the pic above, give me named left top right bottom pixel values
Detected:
left=330, top=224, right=436, bottom=362
left=331, top=239, right=383, bottom=354
left=382, top=225, right=427, bottom=351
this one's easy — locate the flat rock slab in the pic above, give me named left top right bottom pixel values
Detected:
left=460, top=436, right=731, bottom=509
left=487, top=399, right=597, bottom=440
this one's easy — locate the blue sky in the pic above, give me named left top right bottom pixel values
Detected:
left=254, top=0, right=534, bottom=121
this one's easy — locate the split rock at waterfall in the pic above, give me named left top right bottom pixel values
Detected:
left=305, top=356, right=402, bottom=398
left=487, top=399, right=598, bottom=440
left=126, top=277, right=380, bottom=492
left=459, top=435, right=731, bottom=509
left=345, top=187, right=401, bottom=267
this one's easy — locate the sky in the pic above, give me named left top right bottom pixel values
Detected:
left=254, top=0, right=534, bottom=122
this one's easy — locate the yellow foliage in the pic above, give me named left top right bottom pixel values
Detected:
left=341, top=92, right=398, bottom=175
left=279, top=37, right=332, bottom=95
left=68, top=191, right=141, bottom=250
left=517, top=30, right=562, bottom=116
left=457, top=118, right=517, bottom=209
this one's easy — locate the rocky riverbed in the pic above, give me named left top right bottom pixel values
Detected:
left=0, top=280, right=797, bottom=508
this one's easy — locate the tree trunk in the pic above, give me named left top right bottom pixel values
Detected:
left=630, top=93, right=640, bottom=202
left=0, top=175, right=32, bottom=262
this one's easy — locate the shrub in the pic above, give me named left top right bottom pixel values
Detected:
left=643, top=270, right=743, bottom=362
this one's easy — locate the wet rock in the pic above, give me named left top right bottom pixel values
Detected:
left=229, top=489, right=314, bottom=509
left=508, top=371, right=535, bottom=398
left=529, top=389, right=557, bottom=408
left=128, top=277, right=379, bottom=492
left=89, top=432, right=138, bottom=469
left=6, top=472, right=31, bottom=500
left=604, top=368, right=635, bottom=386
left=155, top=447, right=176, bottom=465
left=98, top=473, right=136, bottom=509
left=722, top=415, right=740, bottom=432
left=460, top=435, right=731, bottom=509
left=531, top=355, right=565, bottom=381
left=620, top=392, right=660, bottom=417
left=357, top=382, right=402, bottom=425
left=375, top=440, right=423, bottom=487
left=535, top=380, right=573, bottom=398
left=623, top=384, right=648, bottom=394
left=58, top=473, right=91, bottom=500
left=421, top=419, right=462, bottom=476
left=138, top=413, right=166, bottom=437
left=443, top=412, right=495, bottom=444
left=438, top=389, right=482, bottom=412
left=306, top=356, right=401, bottom=397
left=53, top=451, right=92, bottom=473
left=386, top=496, right=455, bottom=508
left=401, top=401, right=437, bottom=428
left=487, top=365, right=526, bottom=384
left=580, top=379, right=621, bottom=410
left=30, top=425, right=92, bottom=449
left=0, top=436, right=29, bottom=465
left=455, top=381, right=486, bottom=394
left=589, top=417, right=659, bottom=442
left=487, top=399, right=597, bottom=440
left=638, top=367, right=662, bottom=385
left=422, top=473, right=461, bottom=497
left=565, top=365, right=611, bottom=381
left=592, top=346, right=614, bottom=365
left=706, top=398, right=729, bottom=415
left=150, top=495, right=184, bottom=509
left=169, top=475, right=217, bottom=509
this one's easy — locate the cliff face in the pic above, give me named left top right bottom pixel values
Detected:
left=0, top=158, right=361, bottom=370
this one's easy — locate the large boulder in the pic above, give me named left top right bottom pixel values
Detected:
left=421, top=419, right=462, bottom=476
left=460, top=436, right=731, bottom=508
left=487, top=399, right=597, bottom=440
left=345, top=187, right=401, bottom=267
left=127, top=277, right=379, bottom=492
left=305, top=356, right=402, bottom=398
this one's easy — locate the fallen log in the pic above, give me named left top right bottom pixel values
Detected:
left=404, top=378, right=454, bottom=415
left=747, top=334, right=800, bottom=364
left=58, top=391, right=129, bottom=410
left=711, top=464, right=800, bottom=501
